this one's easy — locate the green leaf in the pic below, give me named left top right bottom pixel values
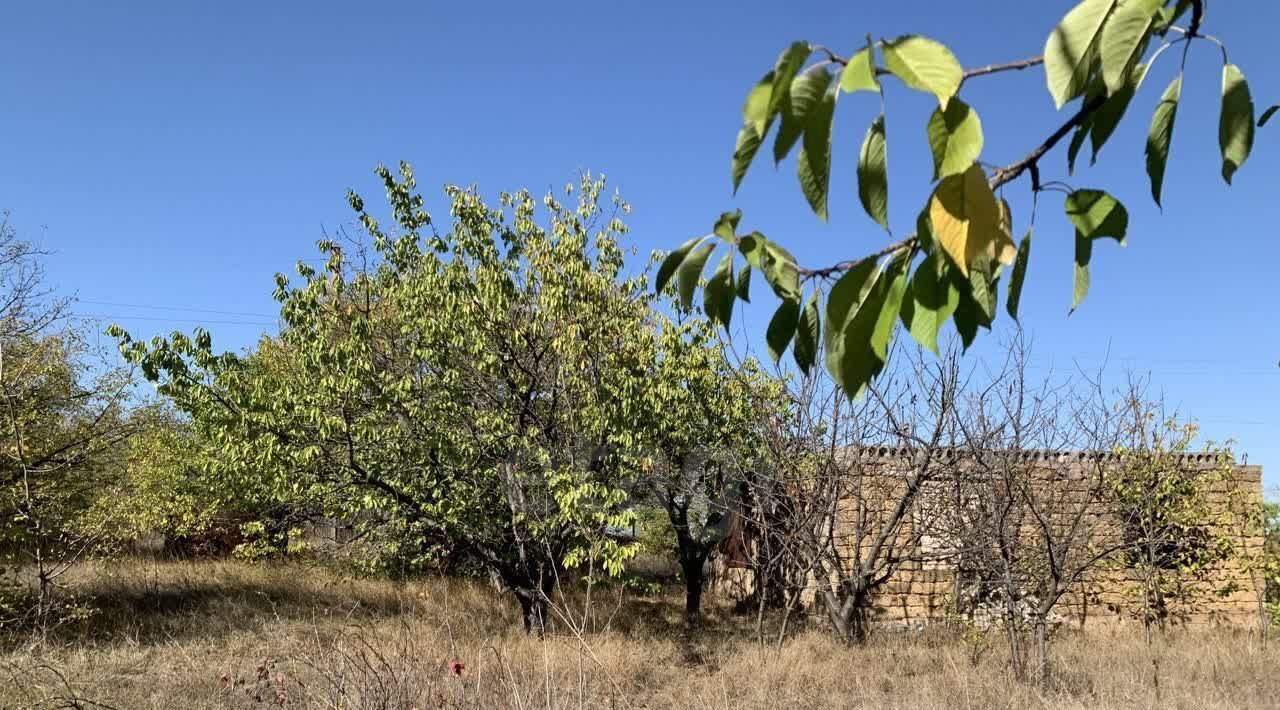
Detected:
left=655, top=236, right=704, bottom=295
left=882, top=35, right=963, bottom=108
left=1064, top=189, right=1128, bottom=242
left=769, top=42, right=812, bottom=114
left=870, top=256, right=910, bottom=360
left=1072, top=228, right=1093, bottom=312
left=902, top=251, right=959, bottom=355
left=774, top=70, right=834, bottom=164
left=677, top=241, right=716, bottom=309
left=703, top=251, right=736, bottom=329
left=1145, top=74, right=1181, bottom=207
left=1260, top=105, right=1279, bottom=128
left=766, top=299, right=801, bottom=363
left=1067, top=119, right=1092, bottom=175
left=735, top=263, right=752, bottom=303
left=966, top=254, right=1000, bottom=325
left=915, top=205, right=936, bottom=254
left=926, top=98, right=984, bottom=180
left=797, top=85, right=837, bottom=220
left=743, top=71, right=777, bottom=139
left=1099, top=0, right=1160, bottom=95
left=1090, top=63, right=1146, bottom=163
left=823, top=259, right=880, bottom=390
left=840, top=37, right=880, bottom=94
left=952, top=278, right=980, bottom=351
left=740, top=233, right=801, bottom=301
left=1066, top=191, right=1127, bottom=312
left=1153, top=0, right=1191, bottom=33
left=1219, top=63, right=1255, bottom=185
left=713, top=210, right=742, bottom=241
left=794, top=291, right=821, bottom=375
left=857, top=114, right=889, bottom=229
left=731, top=125, right=764, bottom=193
left=822, top=252, right=910, bottom=398
left=831, top=267, right=893, bottom=398
left=1044, top=0, right=1117, bottom=109
left=1006, top=231, right=1031, bottom=321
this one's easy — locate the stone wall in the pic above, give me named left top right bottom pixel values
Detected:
left=718, top=452, right=1264, bottom=630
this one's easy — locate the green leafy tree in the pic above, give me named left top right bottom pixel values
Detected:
left=113, top=167, right=655, bottom=632
left=638, top=308, right=782, bottom=626
left=1106, top=402, right=1234, bottom=639
left=658, top=0, right=1274, bottom=399
left=0, top=220, right=135, bottom=635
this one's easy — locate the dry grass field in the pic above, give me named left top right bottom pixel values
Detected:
left=1, top=560, right=1277, bottom=710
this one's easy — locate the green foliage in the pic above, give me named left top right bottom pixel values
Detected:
left=1044, top=0, right=1115, bottom=109
left=638, top=310, right=781, bottom=574
left=881, top=35, right=962, bottom=108
left=1219, top=63, right=1255, bottom=184
left=926, top=99, right=984, bottom=180
left=666, top=0, right=1269, bottom=400
left=1107, top=418, right=1234, bottom=629
left=797, top=80, right=837, bottom=220
left=1145, top=75, right=1182, bottom=207
left=857, top=114, right=889, bottom=229
left=1066, top=189, right=1128, bottom=311
left=1098, top=0, right=1162, bottom=95
left=839, top=37, right=879, bottom=94
left=1005, top=231, right=1031, bottom=322
left=902, top=251, right=960, bottom=354
left=116, top=167, right=659, bottom=607
left=1260, top=105, right=1278, bottom=128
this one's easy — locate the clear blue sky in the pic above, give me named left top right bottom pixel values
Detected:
left=2, top=1, right=1276, bottom=486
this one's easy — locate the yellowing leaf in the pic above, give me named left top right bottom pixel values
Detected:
left=928, top=164, right=1005, bottom=276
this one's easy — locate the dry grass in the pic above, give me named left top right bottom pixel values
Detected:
left=1, top=560, right=1277, bottom=709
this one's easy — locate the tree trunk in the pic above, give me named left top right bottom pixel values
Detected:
left=680, top=550, right=707, bottom=628
left=820, top=584, right=871, bottom=644
left=514, top=585, right=549, bottom=635
left=507, top=569, right=556, bottom=635
left=1033, top=617, right=1050, bottom=688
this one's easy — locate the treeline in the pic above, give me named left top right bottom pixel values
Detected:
left=1, top=170, right=1277, bottom=686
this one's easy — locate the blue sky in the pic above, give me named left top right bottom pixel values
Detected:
left=2, top=1, right=1277, bottom=486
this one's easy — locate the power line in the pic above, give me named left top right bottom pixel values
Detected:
left=75, top=299, right=274, bottom=318
left=69, top=314, right=275, bottom=327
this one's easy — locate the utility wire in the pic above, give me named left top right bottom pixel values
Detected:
left=75, top=299, right=274, bottom=319
left=69, top=314, right=276, bottom=327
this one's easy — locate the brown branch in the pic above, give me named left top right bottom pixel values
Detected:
left=989, top=93, right=1107, bottom=190
left=1188, top=0, right=1204, bottom=38
left=797, top=235, right=916, bottom=281
left=961, top=56, right=1045, bottom=85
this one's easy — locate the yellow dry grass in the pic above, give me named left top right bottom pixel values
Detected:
left=2, top=560, right=1277, bottom=709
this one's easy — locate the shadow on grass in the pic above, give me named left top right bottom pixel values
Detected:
left=2, top=559, right=783, bottom=653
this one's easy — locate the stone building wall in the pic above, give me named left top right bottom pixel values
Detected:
left=718, top=451, right=1264, bottom=629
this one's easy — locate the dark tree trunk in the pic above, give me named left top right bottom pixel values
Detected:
left=681, top=552, right=707, bottom=628
left=505, top=566, right=557, bottom=635
left=821, top=583, right=872, bottom=644
left=515, top=588, right=549, bottom=635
